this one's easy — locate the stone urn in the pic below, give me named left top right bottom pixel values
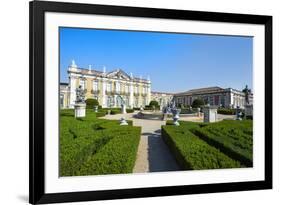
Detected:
left=171, top=108, right=181, bottom=126
left=74, top=103, right=86, bottom=118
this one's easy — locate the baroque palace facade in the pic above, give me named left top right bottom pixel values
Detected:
left=60, top=61, right=253, bottom=110
left=61, top=61, right=151, bottom=109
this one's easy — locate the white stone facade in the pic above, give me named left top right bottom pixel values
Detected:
left=173, top=86, right=253, bottom=109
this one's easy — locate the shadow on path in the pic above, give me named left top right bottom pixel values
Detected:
left=147, top=131, right=180, bottom=172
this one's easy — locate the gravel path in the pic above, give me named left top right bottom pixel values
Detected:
left=101, top=112, right=180, bottom=173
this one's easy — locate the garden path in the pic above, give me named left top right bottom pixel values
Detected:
left=101, top=112, right=180, bottom=173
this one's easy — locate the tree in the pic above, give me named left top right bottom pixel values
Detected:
left=85, top=98, right=99, bottom=108
left=192, top=98, right=205, bottom=108
left=149, top=100, right=159, bottom=107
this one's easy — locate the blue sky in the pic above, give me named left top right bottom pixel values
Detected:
left=60, top=27, right=253, bottom=93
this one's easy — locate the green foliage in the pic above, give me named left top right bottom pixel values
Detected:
left=180, top=108, right=197, bottom=114
left=59, top=109, right=141, bottom=176
left=149, top=100, right=159, bottom=107
left=78, top=128, right=141, bottom=175
left=110, top=109, right=121, bottom=115
left=217, top=108, right=236, bottom=115
left=192, top=120, right=253, bottom=166
left=85, top=98, right=99, bottom=109
left=162, top=123, right=241, bottom=170
left=96, top=111, right=106, bottom=117
left=191, top=98, right=205, bottom=108
left=126, top=109, right=134, bottom=113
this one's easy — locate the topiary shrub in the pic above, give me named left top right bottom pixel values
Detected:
left=149, top=100, right=159, bottom=107
left=191, top=98, right=205, bottom=108
left=85, top=98, right=99, bottom=109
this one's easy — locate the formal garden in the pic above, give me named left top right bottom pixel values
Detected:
left=60, top=109, right=141, bottom=176
left=162, top=120, right=253, bottom=170
left=60, top=96, right=253, bottom=176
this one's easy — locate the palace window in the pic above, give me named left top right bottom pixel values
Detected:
left=143, top=86, right=147, bottom=94
left=107, top=82, right=112, bottom=92
left=135, top=86, right=139, bottom=94
left=79, top=79, right=86, bottom=90
left=125, top=85, right=129, bottom=93
left=93, top=80, right=98, bottom=91
left=116, top=82, right=120, bottom=93
left=221, top=96, right=225, bottom=107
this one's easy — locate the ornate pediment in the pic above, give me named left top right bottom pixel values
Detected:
left=106, top=69, right=131, bottom=80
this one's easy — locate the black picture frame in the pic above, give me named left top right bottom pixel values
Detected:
left=29, top=0, right=272, bottom=204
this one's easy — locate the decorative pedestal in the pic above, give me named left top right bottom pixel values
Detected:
left=172, top=108, right=181, bottom=126
left=120, top=117, right=128, bottom=125
left=197, top=107, right=201, bottom=117
left=162, top=113, right=168, bottom=121
left=121, top=104, right=127, bottom=114
left=74, top=103, right=86, bottom=118
left=236, top=106, right=243, bottom=120
left=244, top=104, right=253, bottom=119
left=203, top=106, right=217, bottom=123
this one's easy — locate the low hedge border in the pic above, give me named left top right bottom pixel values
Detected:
left=78, top=127, right=141, bottom=175
left=162, top=125, right=241, bottom=170
left=217, top=108, right=236, bottom=115
left=192, top=128, right=252, bottom=167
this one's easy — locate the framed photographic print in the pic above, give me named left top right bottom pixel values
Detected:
left=29, top=0, right=272, bottom=204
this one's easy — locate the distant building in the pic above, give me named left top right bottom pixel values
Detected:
left=60, top=82, right=70, bottom=109
left=151, top=91, right=174, bottom=109
left=173, top=86, right=253, bottom=109
left=65, top=60, right=151, bottom=108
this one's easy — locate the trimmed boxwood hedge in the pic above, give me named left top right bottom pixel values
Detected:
left=78, top=127, right=141, bottom=175
left=60, top=109, right=140, bottom=176
left=126, top=108, right=134, bottom=113
left=192, top=120, right=253, bottom=167
left=162, top=124, right=241, bottom=170
left=217, top=108, right=236, bottom=115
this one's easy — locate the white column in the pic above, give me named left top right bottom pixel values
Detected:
left=69, top=75, right=77, bottom=108
left=147, top=82, right=151, bottom=105
left=230, top=90, right=234, bottom=108
left=102, top=78, right=107, bottom=107
left=129, top=82, right=134, bottom=108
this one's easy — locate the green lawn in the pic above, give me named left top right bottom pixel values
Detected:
left=162, top=120, right=253, bottom=170
left=59, top=109, right=141, bottom=176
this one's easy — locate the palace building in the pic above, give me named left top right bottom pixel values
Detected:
left=60, top=61, right=252, bottom=110
left=173, top=86, right=253, bottom=109
left=151, top=91, right=174, bottom=109
left=62, top=61, right=151, bottom=109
